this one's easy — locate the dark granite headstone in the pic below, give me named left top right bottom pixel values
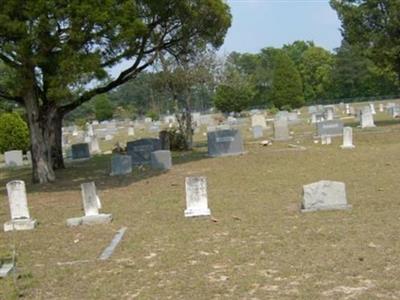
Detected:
left=126, top=138, right=161, bottom=165
left=71, top=143, right=90, bottom=160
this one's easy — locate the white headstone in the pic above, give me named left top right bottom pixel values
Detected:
left=128, top=127, right=135, bottom=136
left=273, top=118, right=290, bottom=141
left=302, top=180, right=351, bottom=212
left=4, top=150, right=23, bottom=167
left=345, top=104, right=350, bottom=115
left=361, top=106, right=375, bottom=128
left=89, top=137, right=101, bottom=154
left=4, top=180, right=37, bottom=231
left=184, top=177, right=210, bottom=218
left=379, top=103, right=384, bottom=112
left=251, top=114, right=267, bottom=129
left=340, top=127, right=355, bottom=149
left=369, top=103, right=376, bottom=115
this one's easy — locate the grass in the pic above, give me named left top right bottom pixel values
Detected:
left=1, top=102, right=400, bottom=299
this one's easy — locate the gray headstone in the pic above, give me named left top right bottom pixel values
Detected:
left=301, top=180, right=351, bottom=212
left=150, top=150, right=172, bottom=170
left=251, top=114, right=267, bottom=129
left=273, top=118, right=290, bottom=141
left=110, top=155, right=132, bottom=176
left=127, top=138, right=161, bottom=165
left=4, top=150, right=23, bottom=167
left=360, top=106, right=375, bottom=128
left=252, top=126, right=263, bottom=139
left=184, top=177, right=210, bottom=217
left=207, top=129, right=245, bottom=157
left=316, top=120, right=343, bottom=137
left=4, top=180, right=37, bottom=231
left=71, top=143, right=90, bottom=160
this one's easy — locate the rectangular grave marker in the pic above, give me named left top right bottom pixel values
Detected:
left=184, top=177, right=210, bottom=217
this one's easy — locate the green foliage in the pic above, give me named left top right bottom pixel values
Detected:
left=94, top=95, right=114, bottom=121
left=165, top=128, right=187, bottom=151
left=145, top=110, right=159, bottom=121
left=0, top=113, right=30, bottom=153
left=270, top=52, right=304, bottom=109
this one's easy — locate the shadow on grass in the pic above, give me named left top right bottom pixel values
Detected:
left=0, top=149, right=210, bottom=195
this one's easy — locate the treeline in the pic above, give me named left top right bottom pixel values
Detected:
left=65, top=40, right=400, bottom=121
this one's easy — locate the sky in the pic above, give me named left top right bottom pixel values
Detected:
left=221, top=0, right=343, bottom=54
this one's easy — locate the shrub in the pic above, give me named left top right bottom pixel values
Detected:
left=0, top=112, right=30, bottom=153
left=165, top=128, right=187, bottom=151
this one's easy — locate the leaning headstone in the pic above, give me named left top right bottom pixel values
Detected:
left=4, top=180, right=37, bottom=231
left=110, top=155, right=132, bottom=176
left=4, top=150, right=23, bottom=167
left=316, top=120, right=343, bottom=137
left=184, top=177, right=210, bottom=217
left=301, top=180, right=351, bottom=212
left=150, top=150, right=172, bottom=170
left=207, top=129, right=245, bottom=157
left=252, top=125, right=263, bottom=139
left=71, top=143, right=90, bottom=160
left=127, top=138, right=161, bottom=165
left=273, top=118, right=290, bottom=141
left=251, top=114, right=267, bottom=129
left=360, top=106, right=375, bottom=128
left=340, top=127, right=355, bottom=149
left=66, top=182, right=112, bottom=227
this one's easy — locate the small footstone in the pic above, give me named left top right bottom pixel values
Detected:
left=0, top=263, right=14, bottom=278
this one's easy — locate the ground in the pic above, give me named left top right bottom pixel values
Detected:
left=1, top=102, right=400, bottom=299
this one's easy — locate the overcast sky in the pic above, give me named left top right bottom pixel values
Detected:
left=221, top=0, right=343, bottom=54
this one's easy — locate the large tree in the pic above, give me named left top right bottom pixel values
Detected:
left=331, top=0, right=400, bottom=79
left=0, top=0, right=231, bottom=183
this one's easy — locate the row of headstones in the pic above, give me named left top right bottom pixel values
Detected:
left=3, top=177, right=350, bottom=233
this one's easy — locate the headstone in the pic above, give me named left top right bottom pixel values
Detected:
left=144, top=117, right=152, bottom=123
left=273, top=118, right=290, bottom=141
left=340, top=127, right=355, bottom=149
left=287, top=112, right=299, bottom=123
left=308, top=106, right=317, bottom=114
left=275, top=111, right=289, bottom=121
left=184, top=177, right=210, bottom=217
left=324, top=106, right=334, bottom=121
left=66, top=182, right=112, bottom=227
left=150, top=150, right=172, bottom=170
left=321, top=135, right=332, bottom=145
left=128, top=127, right=135, bottom=136
left=316, top=120, right=343, bottom=137
left=207, top=129, right=245, bottom=157
left=87, top=124, right=94, bottom=137
left=311, top=113, right=317, bottom=124
left=369, top=103, right=376, bottom=115
left=89, top=137, right=101, bottom=154
left=379, top=103, right=384, bottom=113
left=110, top=155, right=132, bottom=176
left=252, top=125, right=263, bottom=139
left=127, top=138, right=161, bottom=165
left=105, top=134, right=113, bottom=141
left=159, top=131, right=170, bottom=150
left=360, top=106, right=375, bottom=128
left=71, top=143, right=90, bottom=160
left=4, top=150, right=23, bottom=167
left=345, top=104, right=350, bottom=115
left=251, top=114, right=267, bottom=129
left=4, top=180, right=37, bottom=231
left=301, top=180, right=351, bottom=212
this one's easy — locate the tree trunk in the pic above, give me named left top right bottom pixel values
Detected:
left=48, top=110, right=65, bottom=170
left=24, top=89, right=56, bottom=183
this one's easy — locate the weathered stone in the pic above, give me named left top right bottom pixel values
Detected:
left=184, top=177, right=210, bottom=217
left=71, top=143, right=90, bottom=160
left=128, top=127, right=135, bottom=136
left=127, top=138, right=161, bottom=165
left=207, top=129, right=245, bottom=157
left=4, top=180, right=37, bottom=232
left=251, top=114, right=267, bottom=129
left=110, top=155, right=132, bottom=176
left=360, top=106, right=375, bottom=128
left=340, top=127, right=355, bottom=149
left=316, top=120, right=343, bottom=137
left=273, top=118, right=290, bottom=141
left=301, top=180, right=351, bottom=212
left=252, top=125, right=264, bottom=139
left=150, top=150, right=172, bottom=170
left=0, top=263, right=14, bottom=278
left=89, top=137, right=101, bottom=154
left=4, top=150, right=23, bottom=167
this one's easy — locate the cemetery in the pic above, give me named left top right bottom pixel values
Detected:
left=1, top=100, right=400, bottom=298
left=2, top=1, right=400, bottom=298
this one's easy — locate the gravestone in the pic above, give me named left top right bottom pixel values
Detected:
left=184, top=177, right=210, bottom=217
left=379, top=103, right=384, bottom=112
left=360, top=106, right=375, bottom=128
left=316, top=120, right=343, bottom=137
left=207, top=129, right=245, bottom=157
left=128, top=127, right=135, bottom=136
left=4, top=180, right=37, bottom=231
left=308, top=106, right=317, bottom=114
left=301, top=180, right=351, bottom=212
left=252, top=125, right=263, bottom=139
left=251, top=114, right=267, bottom=129
left=275, top=111, right=289, bottom=121
left=311, top=113, right=317, bottom=124
left=89, top=137, right=101, bottom=154
left=105, top=134, right=113, bottom=141
left=340, top=127, right=355, bottom=149
left=287, top=112, right=299, bottom=123
left=324, top=106, right=334, bottom=121
left=127, top=138, right=161, bottom=165
left=150, top=150, right=172, bottom=170
left=159, top=131, right=170, bottom=150
left=71, top=143, right=90, bottom=160
left=321, top=135, right=332, bottom=145
left=345, top=104, right=350, bottom=115
left=66, top=182, right=112, bottom=227
left=369, top=103, right=376, bottom=115
left=110, top=155, right=132, bottom=176
left=273, top=118, right=290, bottom=141
left=4, top=150, right=23, bottom=167
left=87, top=124, right=94, bottom=137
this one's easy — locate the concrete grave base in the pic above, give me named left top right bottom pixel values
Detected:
left=66, top=214, right=112, bottom=227
left=4, top=218, right=37, bottom=232
left=184, top=208, right=211, bottom=218
left=301, top=204, right=352, bottom=213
